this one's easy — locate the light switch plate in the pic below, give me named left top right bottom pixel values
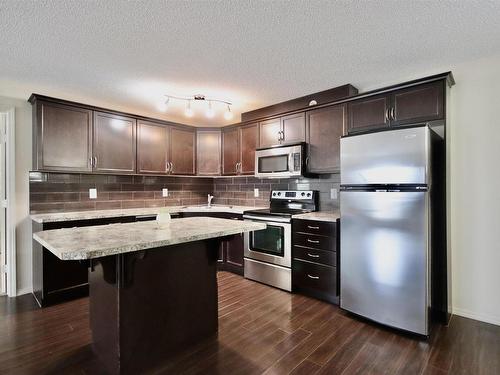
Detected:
left=254, top=188, right=259, bottom=198
left=162, top=188, right=169, bottom=197
left=330, top=188, right=338, bottom=200
left=89, top=188, right=97, bottom=199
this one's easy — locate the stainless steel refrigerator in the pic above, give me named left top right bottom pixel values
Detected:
left=340, top=125, right=446, bottom=336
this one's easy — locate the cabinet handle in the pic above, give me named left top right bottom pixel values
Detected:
left=307, top=253, right=320, bottom=258
left=307, top=225, right=319, bottom=230
left=307, top=274, right=320, bottom=280
left=89, top=157, right=94, bottom=168
left=94, top=156, right=98, bottom=167
left=307, top=239, right=320, bottom=244
left=390, top=107, right=396, bottom=120
left=165, top=161, right=170, bottom=173
left=385, top=108, right=390, bottom=122
left=170, top=162, right=174, bottom=173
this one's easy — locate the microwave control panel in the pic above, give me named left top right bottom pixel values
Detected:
left=293, top=152, right=301, bottom=171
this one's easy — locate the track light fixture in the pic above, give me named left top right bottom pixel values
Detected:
left=161, top=93, right=233, bottom=119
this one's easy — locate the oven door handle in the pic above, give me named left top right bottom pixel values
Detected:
left=243, top=215, right=291, bottom=224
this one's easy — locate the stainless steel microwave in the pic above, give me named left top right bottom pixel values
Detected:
left=254, top=143, right=305, bottom=178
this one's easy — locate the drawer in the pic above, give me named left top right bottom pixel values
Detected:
left=292, top=260, right=337, bottom=298
left=293, top=219, right=336, bottom=236
left=293, top=232, right=336, bottom=252
left=293, top=246, right=336, bottom=267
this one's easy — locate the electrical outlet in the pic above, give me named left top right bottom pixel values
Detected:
left=254, top=188, right=259, bottom=198
left=89, top=188, right=97, bottom=199
left=330, top=188, right=338, bottom=200
left=162, top=188, right=169, bottom=197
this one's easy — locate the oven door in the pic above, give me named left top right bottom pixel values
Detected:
left=243, top=216, right=291, bottom=268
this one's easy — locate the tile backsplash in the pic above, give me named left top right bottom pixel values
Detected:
left=29, top=172, right=213, bottom=213
left=213, top=174, right=341, bottom=211
left=29, top=172, right=340, bottom=213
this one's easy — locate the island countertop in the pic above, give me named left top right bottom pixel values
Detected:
left=33, top=217, right=266, bottom=261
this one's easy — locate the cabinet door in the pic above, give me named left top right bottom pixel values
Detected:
left=347, top=94, right=390, bottom=133
left=170, top=127, right=196, bottom=175
left=137, top=120, right=169, bottom=174
left=239, top=123, right=258, bottom=175
left=281, top=112, right=305, bottom=144
left=391, top=81, right=444, bottom=126
left=222, top=127, right=239, bottom=175
left=35, top=101, right=92, bottom=172
left=306, top=104, right=346, bottom=173
left=93, top=111, right=136, bottom=174
left=197, top=130, right=221, bottom=176
left=259, top=118, right=281, bottom=148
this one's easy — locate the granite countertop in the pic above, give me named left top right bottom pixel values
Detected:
left=33, top=217, right=266, bottom=260
left=30, top=205, right=264, bottom=223
left=292, top=210, right=340, bottom=222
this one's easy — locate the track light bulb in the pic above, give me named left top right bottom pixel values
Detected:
left=206, top=101, right=215, bottom=118
left=185, top=101, right=194, bottom=117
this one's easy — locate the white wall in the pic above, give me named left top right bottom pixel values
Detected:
left=0, top=96, right=32, bottom=296
left=448, top=55, right=500, bottom=325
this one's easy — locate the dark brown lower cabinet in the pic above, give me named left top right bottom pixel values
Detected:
left=180, top=212, right=244, bottom=275
left=292, top=218, right=339, bottom=304
left=32, top=215, right=158, bottom=307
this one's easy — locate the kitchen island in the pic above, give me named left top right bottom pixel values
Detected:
left=33, top=217, right=266, bottom=375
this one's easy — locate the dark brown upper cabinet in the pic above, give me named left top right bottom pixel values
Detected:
left=347, top=94, right=390, bottom=133
left=93, top=111, right=136, bottom=174
left=137, top=120, right=170, bottom=174
left=306, top=104, right=346, bottom=174
left=348, top=81, right=445, bottom=134
left=197, top=130, right=221, bottom=176
left=222, top=123, right=258, bottom=176
left=259, top=113, right=305, bottom=148
left=391, top=81, right=444, bottom=126
left=170, top=127, right=196, bottom=175
left=259, top=118, right=281, bottom=148
left=222, top=127, right=240, bottom=175
left=33, top=101, right=93, bottom=172
left=239, top=123, right=258, bottom=175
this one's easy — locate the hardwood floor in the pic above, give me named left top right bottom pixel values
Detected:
left=1, top=271, right=499, bottom=374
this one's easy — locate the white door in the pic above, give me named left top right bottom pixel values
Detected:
left=0, top=113, right=6, bottom=295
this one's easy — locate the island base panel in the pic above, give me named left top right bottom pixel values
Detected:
left=89, top=240, right=219, bottom=375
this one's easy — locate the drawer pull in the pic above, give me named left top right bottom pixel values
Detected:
left=307, top=253, right=320, bottom=258
left=307, top=225, right=320, bottom=230
left=307, top=274, right=320, bottom=280
left=307, top=239, right=320, bottom=244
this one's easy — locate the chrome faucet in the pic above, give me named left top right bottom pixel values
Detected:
left=207, top=194, right=214, bottom=208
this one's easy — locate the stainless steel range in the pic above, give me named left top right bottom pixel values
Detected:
left=243, top=190, right=318, bottom=291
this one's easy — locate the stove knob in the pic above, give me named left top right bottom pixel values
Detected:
left=307, top=193, right=311, bottom=197
left=272, top=192, right=276, bottom=196
left=301, top=192, right=305, bottom=196
left=277, top=192, right=281, bottom=196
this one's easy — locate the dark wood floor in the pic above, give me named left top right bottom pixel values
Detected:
left=1, top=272, right=499, bottom=375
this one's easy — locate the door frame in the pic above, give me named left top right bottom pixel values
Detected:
left=0, top=108, right=16, bottom=296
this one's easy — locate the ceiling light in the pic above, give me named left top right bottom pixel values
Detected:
left=206, top=101, right=215, bottom=118
left=224, top=105, right=233, bottom=120
left=185, top=100, right=194, bottom=117
left=161, top=93, right=232, bottom=119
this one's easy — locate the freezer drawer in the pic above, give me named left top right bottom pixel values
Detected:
left=341, top=126, right=430, bottom=185
left=340, top=191, right=429, bottom=335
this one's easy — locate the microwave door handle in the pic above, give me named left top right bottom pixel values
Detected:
left=288, top=153, right=293, bottom=172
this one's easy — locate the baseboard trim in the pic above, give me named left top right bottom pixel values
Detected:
left=452, top=307, right=500, bottom=327
left=16, top=287, right=32, bottom=297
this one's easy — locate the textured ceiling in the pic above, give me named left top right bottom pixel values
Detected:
left=1, top=0, right=500, bottom=126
